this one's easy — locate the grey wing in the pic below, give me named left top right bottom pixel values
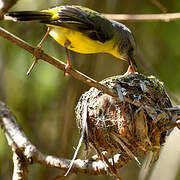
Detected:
left=42, top=6, right=114, bottom=43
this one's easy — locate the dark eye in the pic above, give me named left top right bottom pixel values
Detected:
left=129, top=47, right=134, bottom=54
left=128, top=47, right=136, bottom=57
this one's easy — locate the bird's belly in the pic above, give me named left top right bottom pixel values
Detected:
left=48, top=26, right=116, bottom=54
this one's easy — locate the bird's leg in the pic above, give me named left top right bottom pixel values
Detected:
left=64, top=40, right=72, bottom=73
left=27, top=27, right=51, bottom=75
left=65, top=47, right=71, bottom=70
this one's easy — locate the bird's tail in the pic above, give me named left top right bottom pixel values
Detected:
left=4, top=11, right=52, bottom=22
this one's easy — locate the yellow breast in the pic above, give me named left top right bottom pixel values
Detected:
left=47, top=25, right=120, bottom=58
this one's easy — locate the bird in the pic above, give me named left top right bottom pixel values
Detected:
left=4, top=5, right=137, bottom=74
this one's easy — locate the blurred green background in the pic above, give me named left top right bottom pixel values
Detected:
left=0, top=0, right=180, bottom=180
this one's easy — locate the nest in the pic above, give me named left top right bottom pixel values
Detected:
left=75, top=73, right=174, bottom=176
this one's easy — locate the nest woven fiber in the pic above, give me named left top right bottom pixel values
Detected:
left=75, top=73, right=173, bottom=172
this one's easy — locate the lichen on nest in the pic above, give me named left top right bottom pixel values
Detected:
left=75, top=73, right=174, bottom=174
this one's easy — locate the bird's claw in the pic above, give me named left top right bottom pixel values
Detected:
left=32, top=45, right=43, bottom=59
left=64, top=63, right=71, bottom=76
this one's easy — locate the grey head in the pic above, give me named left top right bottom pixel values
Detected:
left=111, top=20, right=137, bottom=69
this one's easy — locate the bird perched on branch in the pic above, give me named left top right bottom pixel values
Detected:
left=4, top=5, right=137, bottom=74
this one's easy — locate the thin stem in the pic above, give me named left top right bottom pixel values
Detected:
left=103, top=12, right=180, bottom=22
left=0, top=0, right=18, bottom=19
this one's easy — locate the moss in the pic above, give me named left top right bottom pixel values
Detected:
left=148, top=75, right=165, bottom=95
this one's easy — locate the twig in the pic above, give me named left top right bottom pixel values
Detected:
left=151, top=0, right=167, bottom=13
left=0, top=0, right=18, bottom=19
left=2, top=5, right=180, bottom=22
left=103, top=12, right=180, bottom=22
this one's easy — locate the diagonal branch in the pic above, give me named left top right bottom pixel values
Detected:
left=151, top=0, right=167, bottom=13
left=0, top=27, right=117, bottom=96
left=0, top=26, right=123, bottom=99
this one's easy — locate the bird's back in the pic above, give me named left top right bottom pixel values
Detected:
left=42, top=6, right=120, bottom=55
left=5, top=5, right=135, bottom=60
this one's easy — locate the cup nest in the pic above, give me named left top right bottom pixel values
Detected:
left=75, top=73, right=173, bottom=169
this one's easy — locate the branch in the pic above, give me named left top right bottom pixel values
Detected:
left=103, top=12, right=180, bottom=22
left=151, top=0, right=167, bottom=13
left=0, top=26, right=120, bottom=98
left=0, top=100, right=131, bottom=177
left=0, top=0, right=18, bottom=19
left=12, top=152, right=28, bottom=180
